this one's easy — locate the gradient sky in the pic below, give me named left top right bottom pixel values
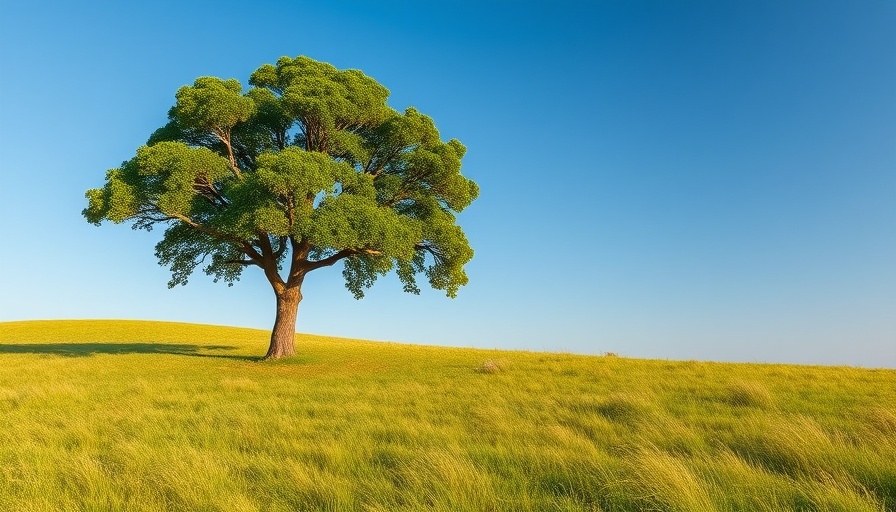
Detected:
left=1, top=1, right=893, bottom=367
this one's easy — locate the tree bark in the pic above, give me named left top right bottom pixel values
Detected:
left=264, top=285, right=302, bottom=359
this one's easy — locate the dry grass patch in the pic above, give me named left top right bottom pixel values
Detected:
left=630, top=447, right=716, bottom=512
left=725, top=380, right=774, bottom=408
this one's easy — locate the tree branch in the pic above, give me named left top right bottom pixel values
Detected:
left=223, top=259, right=256, bottom=266
left=365, top=146, right=406, bottom=176
left=302, top=247, right=384, bottom=273
left=240, top=242, right=264, bottom=263
left=167, top=212, right=264, bottom=267
left=304, top=248, right=357, bottom=272
left=169, top=213, right=238, bottom=242
left=256, top=232, right=277, bottom=261
left=415, top=242, right=444, bottom=265
left=272, top=236, right=289, bottom=260
left=192, top=178, right=228, bottom=207
left=211, top=127, right=243, bottom=179
left=286, top=237, right=310, bottom=285
left=251, top=234, right=285, bottom=290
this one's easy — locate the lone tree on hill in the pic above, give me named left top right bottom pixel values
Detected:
left=84, top=56, right=479, bottom=359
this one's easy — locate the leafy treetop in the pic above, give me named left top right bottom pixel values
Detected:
left=84, top=56, right=478, bottom=301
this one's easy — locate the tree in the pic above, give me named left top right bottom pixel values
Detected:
left=84, top=56, right=478, bottom=359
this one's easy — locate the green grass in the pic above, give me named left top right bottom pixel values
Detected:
left=1, top=320, right=894, bottom=511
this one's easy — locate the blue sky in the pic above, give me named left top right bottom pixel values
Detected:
left=1, top=1, right=893, bottom=367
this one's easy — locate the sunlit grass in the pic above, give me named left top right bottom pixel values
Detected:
left=1, top=320, right=894, bottom=511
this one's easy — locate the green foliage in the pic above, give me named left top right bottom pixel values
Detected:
left=249, top=56, right=391, bottom=138
left=84, top=56, right=478, bottom=298
left=173, top=77, right=256, bottom=133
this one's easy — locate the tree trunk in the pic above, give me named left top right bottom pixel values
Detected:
left=264, top=286, right=302, bottom=359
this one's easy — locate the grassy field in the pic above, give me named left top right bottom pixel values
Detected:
left=0, top=320, right=894, bottom=511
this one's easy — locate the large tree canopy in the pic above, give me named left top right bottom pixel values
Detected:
left=84, top=56, right=478, bottom=358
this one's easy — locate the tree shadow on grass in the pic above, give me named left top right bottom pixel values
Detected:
left=0, top=342, right=256, bottom=360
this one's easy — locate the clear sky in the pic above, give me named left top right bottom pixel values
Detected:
left=1, top=1, right=893, bottom=367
